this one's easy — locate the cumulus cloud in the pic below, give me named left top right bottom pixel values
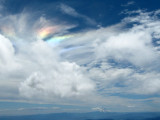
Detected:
left=19, top=40, right=94, bottom=99
left=19, top=61, right=94, bottom=99
left=96, top=29, right=157, bottom=67
left=0, top=34, right=15, bottom=69
left=0, top=12, right=95, bottom=102
left=17, top=40, right=94, bottom=100
left=94, top=10, right=160, bottom=69
left=60, top=10, right=160, bottom=96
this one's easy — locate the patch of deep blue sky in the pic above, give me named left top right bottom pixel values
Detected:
left=3, top=0, right=160, bottom=30
left=1, top=0, right=160, bottom=112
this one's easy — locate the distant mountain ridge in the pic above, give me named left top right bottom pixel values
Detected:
left=0, top=112, right=160, bottom=120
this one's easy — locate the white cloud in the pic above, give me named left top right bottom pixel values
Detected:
left=0, top=12, right=76, bottom=43
left=96, top=30, right=157, bottom=67
left=0, top=11, right=96, bottom=104
left=92, top=67, right=160, bottom=95
left=14, top=40, right=94, bottom=101
left=92, top=107, right=107, bottom=112
left=0, top=11, right=95, bottom=102
left=60, top=10, right=160, bottom=96
left=60, top=4, right=79, bottom=17
left=129, top=72, right=160, bottom=94
left=1, top=7, right=160, bottom=112
left=59, top=4, right=96, bottom=25
left=19, top=61, right=95, bottom=99
left=0, top=35, right=15, bottom=67
left=94, top=10, right=160, bottom=69
left=121, top=1, right=135, bottom=7
left=0, top=35, right=95, bottom=102
left=0, top=34, right=21, bottom=72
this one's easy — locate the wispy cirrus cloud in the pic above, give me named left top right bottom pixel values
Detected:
left=59, top=4, right=96, bottom=25
left=121, top=1, right=135, bottom=7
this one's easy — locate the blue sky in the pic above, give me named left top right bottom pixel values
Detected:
left=0, top=0, right=160, bottom=115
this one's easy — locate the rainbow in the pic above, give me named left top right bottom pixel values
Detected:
left=46, top=35, right=73, bottom=44
left=37, top=26, right=73, bottom=45
left=0, top=25, right=74, bottom=46
left=0, top=26, right=17, bottom=40
left=38, top=26, right=58, bottom=39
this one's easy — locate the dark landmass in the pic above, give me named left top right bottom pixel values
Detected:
left=0, top=112, right=160, bottom=120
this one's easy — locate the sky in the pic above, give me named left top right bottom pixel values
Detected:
left=0, top=0, right=160, bottom=116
